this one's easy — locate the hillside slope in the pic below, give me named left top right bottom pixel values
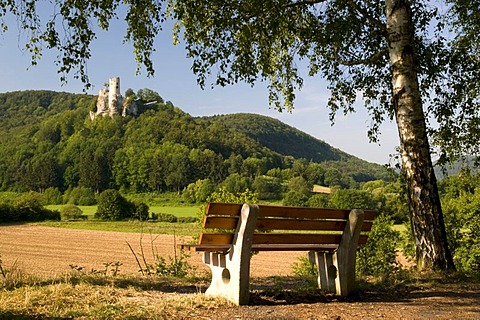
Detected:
left=203, top=113, right=351, bottom=162
left=0, top=90, right=390, bottom=193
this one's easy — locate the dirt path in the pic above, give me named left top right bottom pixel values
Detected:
left=0, top=224, right=302, bottom=278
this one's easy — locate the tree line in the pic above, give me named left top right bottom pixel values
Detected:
left=0, top=90, right=390, bottom=196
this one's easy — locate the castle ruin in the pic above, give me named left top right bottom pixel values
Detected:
left=90, top=77, right=137, bottom=120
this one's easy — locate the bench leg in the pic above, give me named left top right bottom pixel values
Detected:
left=310, top=209, right=365, bottom=296
left=309, top=251, right=336, bottom=293
left=201, top=204, right=259, bottom=305
left=202, top=250, right=250, bottom=305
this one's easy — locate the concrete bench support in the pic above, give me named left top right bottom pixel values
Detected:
left=202, top=204, right=259, bottom=305
left=309, top=209, right=364, bottom=296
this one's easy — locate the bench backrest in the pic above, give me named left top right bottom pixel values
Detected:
left=198, top=203, right=376, bottom=251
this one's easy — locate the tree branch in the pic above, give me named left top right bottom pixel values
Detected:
left=285, top=0, right=327, bottom=8
left=347, top=0, right=386, bottom=33
left=338, top=48, right=389, bottom=66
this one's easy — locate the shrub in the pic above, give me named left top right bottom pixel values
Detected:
left=308, top=194, right=330, bottom=208
left=157, top=212, right=177, bottom=223
left=207, top=187, right=258, bottom=204
left=60, top=204, right=84, bottom=220
left=64, top=187, right=96, bottom=205
left=283, top=191, right=309, bottom=207
left=291, top=255, right=318, bottom=280
left=43, top=187, right=63, bottom=205
left=95, top=189, right=135, bottom=221
left=0, top=203, right=17, bottom=222
left=14, top=191, right=45, bottom=209
left=177, top=217, right=198, bottom=223
left=442, top=191, right=480, bottom=272
left=182, top=179, right=215, bottom=203
left=356, top=214, right=400, bottom=278
left=127, top=237, right=194, bottom=278
left=133, top=202, right=149, bottom=221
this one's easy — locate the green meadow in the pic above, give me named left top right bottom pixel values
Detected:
left=46, top=204, right=199, bottom=219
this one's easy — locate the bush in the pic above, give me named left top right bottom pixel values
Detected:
left=283, top=191, right=309, bottom=207
left=60, top=204, right=84, bottom=220
left=64, top=187, right=96, bottom=205
left=14, top=192, right=45, bottom=209
left=291, top=255, right=318, bottom=280
left=178, top=216, right=198, bottom=223
left=95, top=189, right=135, bottom=221
left=0, top=203, right=17, bottom=222
left=157, top=212, right=177, bottom=223
left=182, top=179, right=215, bottom=203
left=442, top=191, right=480, bottom=272
left=43, top=187, right=63, bottom=205
left=356, top=214, right=400, bottom=278
left=308, top=194, right=330, bottom=208
left=133, top=202, right=149, bottom=221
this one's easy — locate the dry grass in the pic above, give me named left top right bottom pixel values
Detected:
left=0, top=277, right=230, bottom=319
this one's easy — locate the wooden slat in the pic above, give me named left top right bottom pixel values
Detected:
left=205, top=202, right=376, bottom=221
left=358, top=235, right=369, bottom=245
left=256, top=219, right=346, bottom=231
left=199, top=233, right=235, bottom=245
left=206, top=202, right=242, bottom=216
left=252, top=233, right=343, bottom=245
left=203, top=216, right=238, bottom=229
left=362, top=221, right=373, bottom=232
left=363, top=210, right=376, bottom=221
left=178, top=244, right=231, bottom=252
left=178, top=243, right=339, bottom=252
left=203, top=217, right=373, bottom=231
left=199, top=233, right=369, bottom=246
left=259, top=219, right=373, bottom=231
left=251, top=244, right=338, bottom=252
left=257, top=205, right=351, bottom=219
left=257, top=204, right=377, bottom=221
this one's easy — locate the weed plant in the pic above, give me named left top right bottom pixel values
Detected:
left=127, top=233, right=196, bottom=279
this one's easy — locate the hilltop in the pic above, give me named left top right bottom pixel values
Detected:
left=0, top=89, right=390, bottom=195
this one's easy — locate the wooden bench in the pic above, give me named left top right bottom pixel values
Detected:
left=179, top=202, right=376, bottom=305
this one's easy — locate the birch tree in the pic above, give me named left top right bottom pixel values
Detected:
left=3, top=0, right=480, bottom=270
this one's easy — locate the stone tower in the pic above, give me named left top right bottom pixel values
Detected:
left=90, top=76, right=137, bottom=120
left=108, top=77, right=122, bottom=116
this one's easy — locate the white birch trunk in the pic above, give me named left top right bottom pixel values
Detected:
left=385, top=0, right=454, bottom=270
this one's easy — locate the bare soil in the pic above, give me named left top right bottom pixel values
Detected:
left=1, top=224, right=479, bottom=319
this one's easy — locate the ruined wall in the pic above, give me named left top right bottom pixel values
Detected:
left=91, top=77, right=130, bottom=120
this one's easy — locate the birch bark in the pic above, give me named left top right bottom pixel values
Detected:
left=385, top=0, right=454, bottom=270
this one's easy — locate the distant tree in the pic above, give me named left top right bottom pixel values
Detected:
left=95, top=189, right=134, bottom=220
left=323, top=168, right=344, bottom=188
left=283, top=191, right=309, bottom=207
left=183, top=179, right=216, bottom=203
left=329, top=189, right=377, bottom=210
left=253, top=175, right=283, bottom=200
left=308, top=194, right=330, bottom=208
left=64, top=187, right=96, bottom=205
left=133, top=201, right=149, bottom=221
left=136, top=88, right=164, bottom=103
left=43, top=187, right=63, bottom=205
left=220, top=173, right=252, bottom=195
left=124, top=88, right=136, bottom=98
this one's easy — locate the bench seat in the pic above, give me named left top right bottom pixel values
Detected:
left=179, top=202, right=376, bottom=305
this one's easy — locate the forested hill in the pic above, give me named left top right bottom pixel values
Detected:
left=203, top=113, right=350, bottom=163
left=0, top=90, right=390, bottom=193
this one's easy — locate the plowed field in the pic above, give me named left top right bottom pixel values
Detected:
left=0, top=224, right=302, bottom=277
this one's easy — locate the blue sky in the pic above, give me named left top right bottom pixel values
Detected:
left=0, top=11, right=399, bottom=165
